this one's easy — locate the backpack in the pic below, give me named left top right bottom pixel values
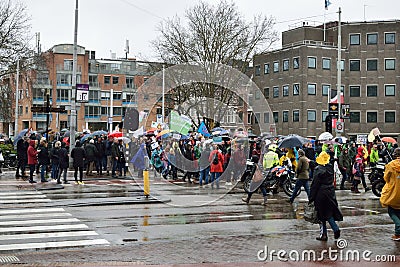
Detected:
left=352, top=163, right=357, bottom=175
left=212, top=152, right=219, bottom=165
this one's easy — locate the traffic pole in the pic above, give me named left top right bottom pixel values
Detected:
left=143, top=156, right=150, bottom=198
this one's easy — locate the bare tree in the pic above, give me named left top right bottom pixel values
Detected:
left=0, top=0, right=32, bottom=77
left=153, top=0, right=279, bottom=129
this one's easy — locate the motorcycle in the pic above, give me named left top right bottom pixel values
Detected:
left=370, top=162, right=386, bottom=197
left=2, top=150, right=17, bottom=168
left=242, top=160, right=300, bottom=197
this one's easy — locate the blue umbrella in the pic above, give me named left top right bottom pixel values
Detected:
left=91, top=130, right=108, bottom=136
left=80, top=133, right=91, bottom=143
left=13, top=129, right=29, bottom=146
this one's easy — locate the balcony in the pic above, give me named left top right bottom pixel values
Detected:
left=56, top=64, right=82, bottom=72
left=89, top=82, right=100, bottom=88
left=32, top=80, right=52, bottom=88
left=32, top=113, right=47, bottom=121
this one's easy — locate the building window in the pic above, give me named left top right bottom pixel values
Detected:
left=385, top=111, right=396, bottom=123
left=349, top=60, right=360, bottom=71
left=255, top=65, right=261, bottom=76
left=349, top=86, right=361, bottom=97
left=113, top=92, right=122, bottom=100
left=367, top=85, right=378, bottom=97
left=273, top=86, right=279, bottom=98
left=293, top=110, right=299, bottom=122
left=385, top=59, right=395, bottom=70
left=101, top=91, right=110, bottom=100
left=367, top=33, right=378, bottom=44
left=385, top=85, right=395, bottom=96
left=273, top=111, right=278, bottom=123
left=273, top=61, right=279, bottom=73
left=113, top=107, right=123, bottom=116
left=56, top=89, right=70, bottom=102
left=367, top=59, right=378, bottom=71
left=101, top=107, right=109, bottom=115
left=367, top=111, right=378, bottom=123
left=283, top=85, right=289, bottom=97
left=307, top=84, right=316, bottom=95
left=85, top=106, right=100, bottom=117
left=283, top=59, right=289, bottom=71
left=264, top=63, right=270, bottom=74
left=263, top=112, right=270, bottom=123
left=104, top=76, right=110, bottom=84
left=322, top=84, right=330, bottom=96
left=385, top=32, right=395, bottom=44
left=293, top=57, right=299, bottom=69
left=350, top=112, right=361, bottom=123
left=125, top=76, right=134, bottom=88
left=307, top=110, right=316, bottom=122
left=64, top=59, right=73, bottom=71
left=322, top=58, right=331, bottom=70
left=282, top=111, right=289, bottom=122
left=350, top=34, right=360, bottom=45
left=254, top=112, right=261, bottom=123
left=293, top=84, right=300, bottom=95
left=89, top=90, right=100, bottom=102
left=308, top=57, right=316, bottom=68
left=112, top=76, right=119, bottom=84
left=263, top=88, right=269, bottom=99
left=322, top=111, right=328, bottom=122
left=254, top=90, right=261, bottom=99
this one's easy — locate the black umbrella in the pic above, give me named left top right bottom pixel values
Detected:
left=278, top=134, right=309, bottom=149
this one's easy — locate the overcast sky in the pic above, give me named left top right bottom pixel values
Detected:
left=21, top=0, right=400, bottom=61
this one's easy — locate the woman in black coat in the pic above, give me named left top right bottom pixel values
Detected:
left=71, top=141, right=86, bottom=184
left=309, top=151, right=343, bottom=241
left=57, top=142, right=70, bottom=184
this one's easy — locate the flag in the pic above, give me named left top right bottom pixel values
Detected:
left=130, top=143, right=147, bottom=170
left=131, top=126, right=144, bottom=138
left=325, top=0, right=331, bottom=10
left=169, top=111, right=192, bottom=135
left=197, top=122, right=210, bottom=137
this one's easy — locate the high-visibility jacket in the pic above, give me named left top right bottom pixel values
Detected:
left=263, top=151, right=279, bottom=169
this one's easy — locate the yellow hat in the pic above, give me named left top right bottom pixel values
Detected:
left=316, top=151, right=330, bottom=165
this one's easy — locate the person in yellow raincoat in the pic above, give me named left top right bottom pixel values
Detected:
left=286, top=148, right=297, bottom=170
left=380, top=148, right=400, bottom=241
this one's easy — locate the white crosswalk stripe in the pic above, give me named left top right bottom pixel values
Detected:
left=0, top=190, right=110, bottom=252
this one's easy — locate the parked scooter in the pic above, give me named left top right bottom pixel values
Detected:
left=370, top=162, right=386, bottom=197
left=3, top=150, right=17, bottom=168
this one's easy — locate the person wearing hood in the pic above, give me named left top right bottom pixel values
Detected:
left=309, top=151, right=343, bottom=241
left=71, top=140, right=86, bottom=184
left=27, top=140, right=39, bottom=183
left=380, top=148, right=400, bottom=241
left=289, top=149, right=310, bottom=204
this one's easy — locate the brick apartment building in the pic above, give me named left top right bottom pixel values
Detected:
left=251, top=20, right=400, bottom=139
left=4, top=44, right=160, bottom=135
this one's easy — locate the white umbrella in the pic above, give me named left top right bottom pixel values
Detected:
left=318, top=132, right=333, bottom=141
left=117, top=136, right=131, bottom=144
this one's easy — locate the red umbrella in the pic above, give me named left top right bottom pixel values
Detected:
left=381, top=137, right=397, bottom=144
left=108, top=131, right=123, bottom=138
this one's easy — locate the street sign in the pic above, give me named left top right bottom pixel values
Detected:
left=108, top=117, right=113, bottom=124
left=31, top=106, right=66, bottom=113
left=335, top=121, right=344, bottom=133
left=357, top=134, right=367, bottom=144
left=328, top=103, right=339, bottom=115
left=341, top=104, right=350, bottom=119
left=76, top=84, right=89, bottom=103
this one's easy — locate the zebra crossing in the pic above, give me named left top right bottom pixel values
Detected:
left=0, top=189, right=109, bottom=252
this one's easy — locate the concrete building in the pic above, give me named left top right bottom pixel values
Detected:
left=252, top=20, right=400, bottom=139
left=4, top=44, right=160, bottom=136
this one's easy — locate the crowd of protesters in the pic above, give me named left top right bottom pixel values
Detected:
left=13, top=132, right=129, bottom=185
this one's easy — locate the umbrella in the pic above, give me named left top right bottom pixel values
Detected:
left=92, top=130, right=108, bottom=137
left=381, top=137, right=397, bottom=144
left=233, top=131, right=248, bottom=138
left=278, top=134, right=309, bottom=149
left=318, top=132, right=333, bottom=141
left=60, top=128, right=69, bottom=133
left=63, top=130, right=70, bottom=137
left=157, top=129, right=171, bottom=138
left=108, top=131, right=123, bottom=138
left=80, top=133, right=92, bottom=143
left=211, top=127, right=225, bottom=132
left=13, top=129, right=30, bottom=145
left=117, top=136, right=131, bottom=144
left=248, top=133, right=258, bottom=139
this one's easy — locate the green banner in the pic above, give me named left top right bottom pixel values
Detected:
left=169, top=111, right=191, bottom=135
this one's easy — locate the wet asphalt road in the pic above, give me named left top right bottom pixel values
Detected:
left=0, top=170, right=399, bottom=266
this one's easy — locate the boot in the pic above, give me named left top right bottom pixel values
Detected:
left=242, top=197, right=250, bottom=204
left=316, top=234, right=328, bottom=241
left=262, top=196, right=268, bottom=206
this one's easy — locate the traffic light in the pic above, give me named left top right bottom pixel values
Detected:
left=325, top=115, right=332, bottom=134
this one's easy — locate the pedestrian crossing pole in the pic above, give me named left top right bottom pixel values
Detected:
left=143, top=156, right=150, bottom=198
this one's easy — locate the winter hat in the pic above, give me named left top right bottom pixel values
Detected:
left=316, top=151, right=330, bottom=165
left=89, top=139, right=95, bottom=144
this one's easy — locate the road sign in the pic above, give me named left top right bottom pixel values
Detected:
left=341, top=104, right=350, bottom=119
left=335, top=121, right=344, bottom=133
left=76, top=84, right=89, bottom=103
left=31, top=106, right=66, bottom=113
